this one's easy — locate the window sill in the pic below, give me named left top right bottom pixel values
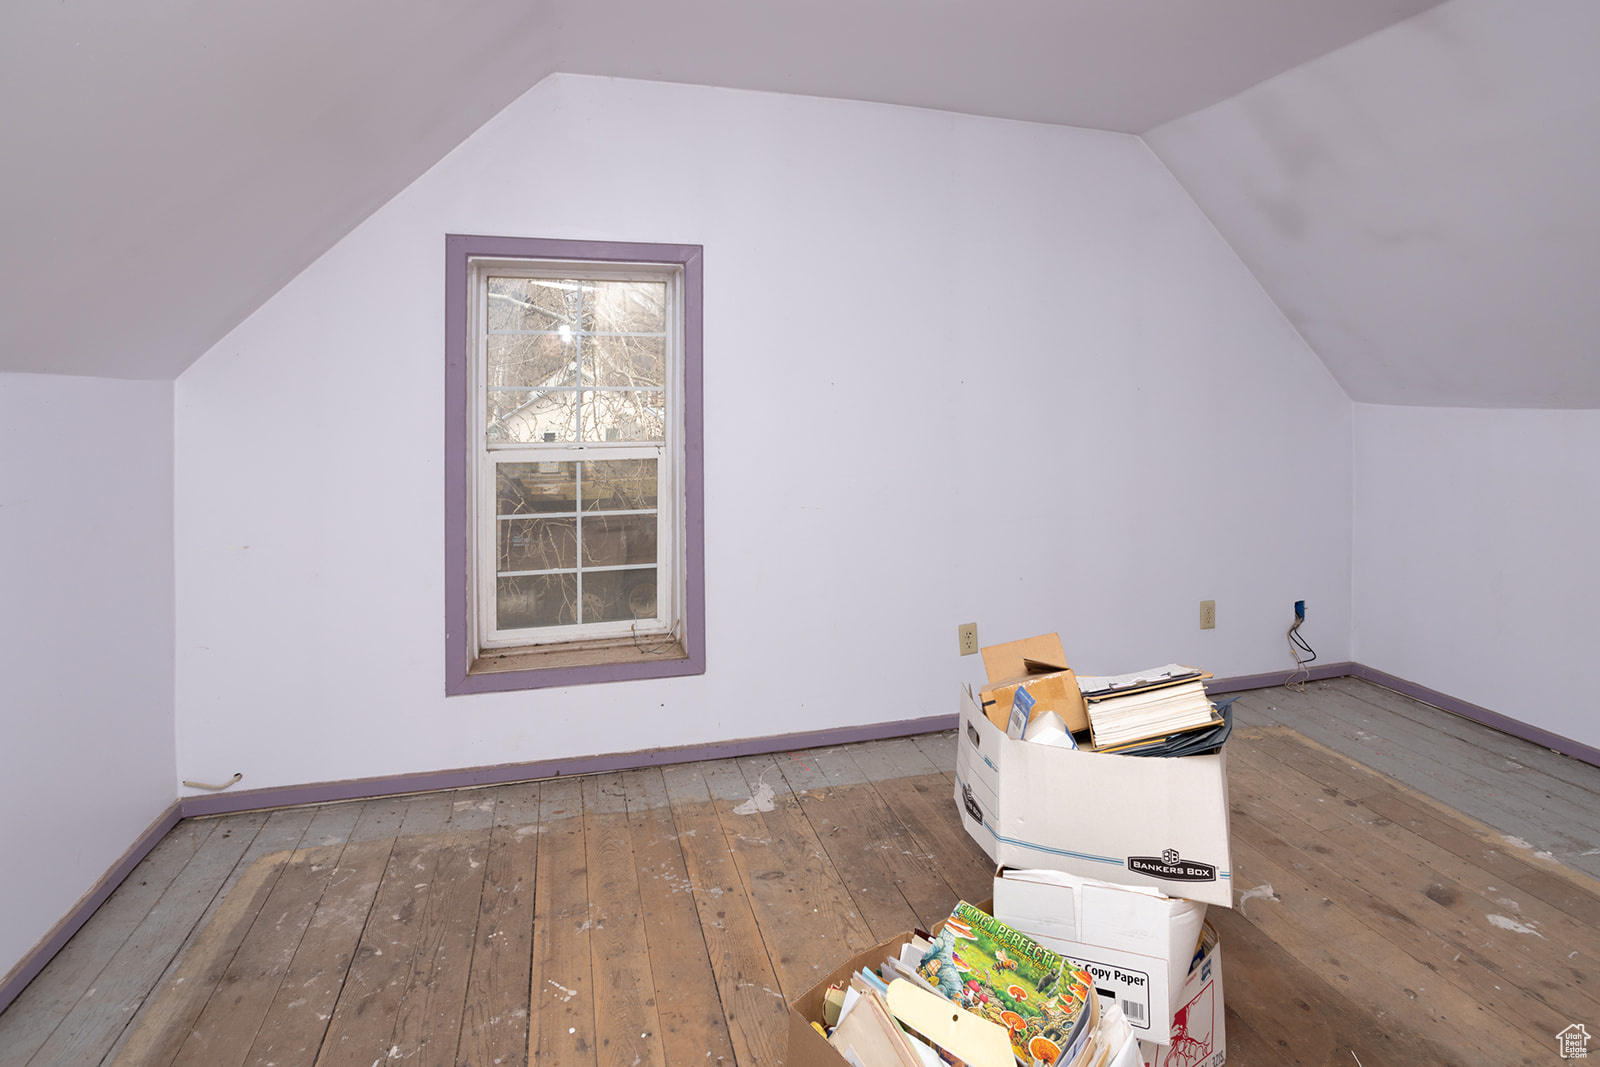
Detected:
left=471, top=634, right=689, bottom=675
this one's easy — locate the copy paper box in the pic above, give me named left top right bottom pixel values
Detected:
left=1139, top=941, right=1225, bottom=1067
left=954, top=685, right=1233, bottom=907
left=993, top=868, right=1207, bottom=1044
left=978, top=633, right=1089, bottom=734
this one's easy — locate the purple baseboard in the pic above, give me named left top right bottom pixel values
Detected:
left=1206, top=660, right=1600, bottom=768
left=178, top=712, right=961, bottom=818
left=0, top=801, right=182, bottom=1017
left=1204, top=661, right=1359, bottom=695
left=1348, top=664, right=1600, bottom=768
left=9, top=664, right=1596, bottom=1018
left=0, top=716, right=956, bottom=1015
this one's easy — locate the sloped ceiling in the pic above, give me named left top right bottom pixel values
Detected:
left=0, top=0, right=559, bottom=381
left=13, top=0, right=1586, bottom=408
left=1148, top=0, right=1600, bottom=408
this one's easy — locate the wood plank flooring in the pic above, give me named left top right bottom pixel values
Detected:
left=2, top=678, right=1598, bottom=1066
left=1235, top=676, right=1600, bottom=880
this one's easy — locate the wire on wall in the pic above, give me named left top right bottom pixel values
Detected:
left=183, top=772, right=243, bottom=791
left=1285, top=613, right=1317, bottom=692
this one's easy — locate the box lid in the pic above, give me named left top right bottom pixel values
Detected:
left=980, top=633, right=1069, bottom=683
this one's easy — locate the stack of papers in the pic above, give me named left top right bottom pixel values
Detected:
left=1084, top=676, right=1219, bottom=751
left=1074, top=665, right=1203, bottom=700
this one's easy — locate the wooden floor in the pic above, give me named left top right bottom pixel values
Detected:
left=2, top=677, right=1598, bottom=1066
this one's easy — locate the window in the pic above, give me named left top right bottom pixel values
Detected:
left=445, top=236, right=703, bottom=694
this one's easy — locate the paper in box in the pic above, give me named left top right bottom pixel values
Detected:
left=790, top=923, right=1029, bottom=1067
left=993, top=868, right=1206, bottom=1045
left=787, top=930, right=920, bottom=1067
left=787, top=917, right=1147, bottom=1067
left=954, top=685, right=1233, bottom=907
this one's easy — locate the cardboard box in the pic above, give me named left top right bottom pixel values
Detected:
left=787, top=930, right=919, bottom=1067
left=955, top=684, right=1234, bottom=907
left=788, top=919, right=1145, bottom=1067
left=979, top=633, right=1090, bottom=734
left=1138, top=940, right=1225, bottom=1067
left=993, top=868, right=1207, bottom=1044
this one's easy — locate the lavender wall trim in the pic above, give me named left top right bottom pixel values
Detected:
left=180, top=712, right=960, bottom=818
left=443, top=234, right=706, bottom=696
left=16, top=663, right=1595, bottom=1012
left=0, top=801, right=182, bottom=1017
left=182, top=663, right=1599, bottom=815
left=1206, top=661, right=1599, bottom=769
left=1351, top=665, right=1600, bottom=769
left=1204, top=661, right=1358, bottom=695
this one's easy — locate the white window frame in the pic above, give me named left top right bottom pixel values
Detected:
left=445, top=236, right=704, bottom=694
left=469, top=258, right=682, bottom=652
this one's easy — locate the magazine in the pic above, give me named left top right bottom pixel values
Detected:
left=917, top=901, right=1095, bottom=1064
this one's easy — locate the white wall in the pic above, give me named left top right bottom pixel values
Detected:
left=0, top=373, right=177, bottom=980
left=174, top=75, right=1352, bottom=792
left=1353, top=404, right=1600, bottom=751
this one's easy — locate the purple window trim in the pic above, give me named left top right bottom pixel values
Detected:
left=444, top=235, right=705, bottom=695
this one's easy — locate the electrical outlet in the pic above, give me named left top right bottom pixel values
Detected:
left=958, top=622, right=979, bottom=656
left=1294, top=600, right=1306, bottom=621
left=1199, top=600, right=1216, bottom=630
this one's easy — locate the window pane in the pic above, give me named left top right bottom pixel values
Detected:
left=497, top=462, right=577, bottom=515
left=488, top=389, right=577, bottom=444
left=579, top=390, right=664, bottom=442
left=581, top=281, right=666, bottom=335
left=487, top=333, right=573, bottom=389
left=497, top=572, right=578, bottom=629
left=582, top=513, right=657, bottom=567
left=582, top=459, right=657, bottom=511
left=584, top=567, right=658, bottom=622
left=583, top=334, right=665, bottom=389
left=499, top=516, right=577, bottom=571
left=487, top=276, right=580, bottom=332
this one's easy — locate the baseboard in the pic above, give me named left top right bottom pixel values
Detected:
left=1349, top=665, right=1600, bottom=769
left=1206, top=660, right=1599, bottom=769
left=1204, top=660, right=1359, bottom=695
left=185, top=662, right=1595, bottom=818
left=12, top=664, right=1594, bottom=1017
left=178, top=711, right=960, bottom=818
left=0, top=800, right=182, bottom=1017
left=4, top=717, right=956, bottom=1011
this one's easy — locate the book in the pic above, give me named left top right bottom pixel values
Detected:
left=1096, top=696, right=1235, bottom=758
left=1074, top=664, right=1206, bottom=700
left=917, top=901, right=1095, bottom=1065
left=1084, top=678, right=1220, bottom=751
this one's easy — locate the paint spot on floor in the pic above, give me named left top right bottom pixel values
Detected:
left=733, top=775, right=776, bottom=815
left=1487, top=914, right=1544, bottom=937
left=1239, top=884, right=1280, bottom=914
